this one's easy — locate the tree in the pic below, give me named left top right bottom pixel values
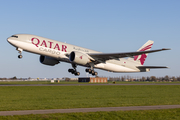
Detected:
left=12, top=76, right=17, bottom=80
left=121, top=76, right=125, bottom=81
left=65, top=77, right=70, bottom=81
left=141, top=77, right=146, bottom=81
left=164, top=75, right=169, bottom=81
left=177, top=76, right=180, bottom=81
left=150, top=76, right=157, bottom=81
left=172, top=76, right=177, bottom=81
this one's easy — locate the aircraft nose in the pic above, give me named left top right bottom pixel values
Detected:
left=7, top=37, right=13, bottom=43
left=7, top=35, right=20, bottom=47
left=7, top=37, right=17, bottom=46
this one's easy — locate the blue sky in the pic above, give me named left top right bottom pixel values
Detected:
left=0, top=0, right=179, bottom=78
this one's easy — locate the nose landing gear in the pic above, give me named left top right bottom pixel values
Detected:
left=16, top=48, right=23, bottom=59
left=18, top=55, right=22, bottom=59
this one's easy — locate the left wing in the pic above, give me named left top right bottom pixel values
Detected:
left=88, top=48, right=170, bottom=62
left=137, top=66, right=169, bottom=69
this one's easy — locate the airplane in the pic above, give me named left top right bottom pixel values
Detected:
left=7, top=34, right=170, bottom=76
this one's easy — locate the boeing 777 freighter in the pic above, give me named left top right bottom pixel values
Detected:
left=7, top=34, right=170, bottom=76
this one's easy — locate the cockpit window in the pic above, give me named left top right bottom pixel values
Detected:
left=11, top=35, right=18, bottom=38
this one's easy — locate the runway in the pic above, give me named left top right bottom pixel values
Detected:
left=0, top=83, right=180, bottom=86
left=0, top=105, right=180, bottom=116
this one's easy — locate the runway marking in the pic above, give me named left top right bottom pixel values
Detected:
left=0, top=105, right=180, bottom=116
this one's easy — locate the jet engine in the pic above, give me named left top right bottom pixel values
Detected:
left=69, top=51, right=90, bottom=65
left=40, top=55, right=59, bottom=66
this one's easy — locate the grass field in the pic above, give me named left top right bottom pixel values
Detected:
left=0, top=85, right=180, bottom=111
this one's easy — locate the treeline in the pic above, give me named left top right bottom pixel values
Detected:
left=108, top=75, right=180, bottom=82
left=0, top=76, right=29, bottom=80
left=0, top=76, right=17, bottom=80
left=1, top=75, right=180, bottom=82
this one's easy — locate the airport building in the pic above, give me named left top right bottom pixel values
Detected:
left=78, top=77, right=107, bottom=83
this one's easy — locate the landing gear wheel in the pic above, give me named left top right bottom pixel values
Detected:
left=18, top=55, right=22, bottom=59
left=85, top=68, right=89, bottom=72
left=68, top=69, right=74, bottom=73
left=85, top=69, right=92, bottom=73
left=85, top=68, right=98, bottom=76
left=68, top=69, right=75, bottom=74
left=91, top=70, right=95, bottom=74
left=68, top=64, right=80, bottom=76
left=75, top=72, right=80, bottom=76
left=88, top=69, right=92, bottom=74
left=92, top=72, right=98, bottom=76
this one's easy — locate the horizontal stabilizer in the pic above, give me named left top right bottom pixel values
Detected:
left=137, top=66, right=169, bottom=69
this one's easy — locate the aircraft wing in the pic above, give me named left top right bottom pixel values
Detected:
left=137, top=66, right=169, bottom=69
left=88, top=48, right=170, bottom=62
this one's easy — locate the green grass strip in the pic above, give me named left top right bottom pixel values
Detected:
left=0, top=85, right=180, bottom=111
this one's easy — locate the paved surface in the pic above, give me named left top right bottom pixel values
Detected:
left=0, top=105, right=180, bottom=116
left=0, top=83, right=180, bottom=86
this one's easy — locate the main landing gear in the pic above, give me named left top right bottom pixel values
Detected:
left=85, top=63, right=98, bottom=76
left=85, top=68, right=98, bottom=76
left=16, top=48, right=23, bottom=59
left=68, top=64, right=80, bottom=76
left=68, top=63, right=98, bottom=76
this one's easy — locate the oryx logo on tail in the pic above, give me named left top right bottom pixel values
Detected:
left=134, top=40, right=154, bottom=65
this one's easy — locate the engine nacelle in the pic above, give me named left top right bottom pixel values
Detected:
left=69, top=51, right=90, bottom=65
left=40, top=55, right=59, bottom=66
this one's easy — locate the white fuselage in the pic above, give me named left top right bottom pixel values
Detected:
left=7, top=34, right=144, bottom=73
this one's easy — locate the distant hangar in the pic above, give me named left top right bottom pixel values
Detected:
left=78, top=77, right=107, bottom=83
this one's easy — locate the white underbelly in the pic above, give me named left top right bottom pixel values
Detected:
left=95, top=62, right=139, bottom=72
